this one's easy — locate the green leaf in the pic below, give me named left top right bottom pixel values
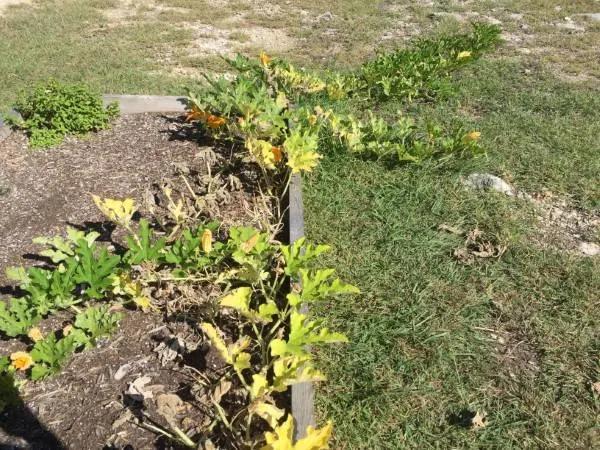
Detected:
left=270, top=310, right=347, bottom=358
left=0, top=365, right=21, bottom=412
left=284, top=128, right=322, bottom=174
left=124, top=219, right=166, bottom=265
left=280, top=237, right=331, bottom=277
left=30, top=333, right=78, bottom=380
left=299, top=268, right=360, bottom=303
left=219, top=287, right=278, bottom=323
left=0, top=298, right=41, bottom=337
left=74, top=239, right=121, bottom=299
left=73, top=305, right=121, bottom=348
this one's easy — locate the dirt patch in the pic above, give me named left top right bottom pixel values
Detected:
left=0, top=113, right=275, bottom=448
left=528, top=191, right=600, bottom=257
left=101, top=0, right=189, bottom=26
left=184, top=21, right=296, bottom=59
left=0, top=0, right=30, bottom=16
left=490, top=326, right=540, bottom=381
left=0, top=114, right=267, bottom=285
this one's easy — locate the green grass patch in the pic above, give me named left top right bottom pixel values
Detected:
left=0, top=1, right=193, bottom=110
left=305, top=57, right=600, bottom=448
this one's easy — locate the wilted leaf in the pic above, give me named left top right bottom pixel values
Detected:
left=156, top=393, right=186, bottom=423
left=201, top=229, right=213, bottom=253
left=250, top=401, right=285, bottom=428
left=213, top=379, right=232, bottom=403
left=241, top=233, right=260, bottom=253
left=92, top=195, right=135, bottom=227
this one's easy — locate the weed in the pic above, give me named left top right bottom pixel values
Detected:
left=4, top=79, right=119, bottom=148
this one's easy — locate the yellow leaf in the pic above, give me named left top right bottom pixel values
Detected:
left=202, top=323, right=252, bottom=373
left=284, top=131, right=322, bottom=174
left=272, top=356, right=326, bottom=391
left=241, top=233, right=260, bottom=253
left=230, top=335, right=251, bottom=356
left=220, top=286, right=254, bottom=316
left=27, top=327, right=43, bottom=342
left=10, top=351, right=34, bottom=371
left=250, top=401, right=285, bottom=428
left=246, top=138, right=279, bottom=170
left=275, top=91, right=289, bottom=109
left=261, top=415, right=294, bottom=450
left=462, top=131, right=481, bottom=142
left=261, top=416, right=332, bottom=450
left=201, top=229, right=213, bottom=253
left=62, top=324, right=73, bottom=336
left=201, top=323, right=233, bottom=364
left=234, top=351, right=251, bottom=373
left=457, top=50, right=472, bottom=59
left=296, top=422, right=333, bottom=450
left=92, top=195, right=136, bottom=227
left=260, top=51, right=272, bottom=66
left=133, top=295, right=156, bottom=312
left=251, top=373, right=270, bottom=399
left=258, top=302, right=279, bottom=322
left=286, top=150, right=322, bottom=174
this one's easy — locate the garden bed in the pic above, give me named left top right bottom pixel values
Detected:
left=1, top=26, right=504, bottom=448
left=0, top=111, right=288, bottom=448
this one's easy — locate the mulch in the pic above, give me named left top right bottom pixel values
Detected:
left=0, top=114, right=268, bottom=449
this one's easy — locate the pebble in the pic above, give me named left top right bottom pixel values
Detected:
left=114, top=363, right=132, bottom=381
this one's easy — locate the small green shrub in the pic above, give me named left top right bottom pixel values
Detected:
left=6, top=79, right=119, bottom=148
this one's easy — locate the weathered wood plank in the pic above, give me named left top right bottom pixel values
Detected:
left=289, top=174, right=315, bottom=440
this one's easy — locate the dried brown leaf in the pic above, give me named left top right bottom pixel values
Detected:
left=156, top=393, right=186, bottom=423
left=471, top=411, right=488, bottom=429
left=438, top=223, right=464, bottom=235
left=213, top=379, right=232, bottom=403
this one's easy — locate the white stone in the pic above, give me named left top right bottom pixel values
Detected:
left=463, top=173, right=516, bottom=196
left=579, top=242, right=600, bottom=256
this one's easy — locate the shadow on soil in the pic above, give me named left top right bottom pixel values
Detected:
left=0, top=398, right=66, bottom=449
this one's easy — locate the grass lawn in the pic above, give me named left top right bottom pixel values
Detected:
left=305, top=58, right=600, bottom=448
left=1, top=0, right=599, bottom=448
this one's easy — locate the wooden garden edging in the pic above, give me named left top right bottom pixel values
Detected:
left=105, top=95, right=316, bottom=440
left=0, top=94, right=314, bottom=439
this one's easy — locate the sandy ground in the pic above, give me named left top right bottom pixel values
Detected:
left=0, top=0, right=30, bottom=15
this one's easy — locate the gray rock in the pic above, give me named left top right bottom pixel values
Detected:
left=576, top=13, right=600, bottom=22
left=0, top=116, right=11, bottom=142
left=579, top=241, right=600, bottom=256
left=463, top=173, right=516, bottom=196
